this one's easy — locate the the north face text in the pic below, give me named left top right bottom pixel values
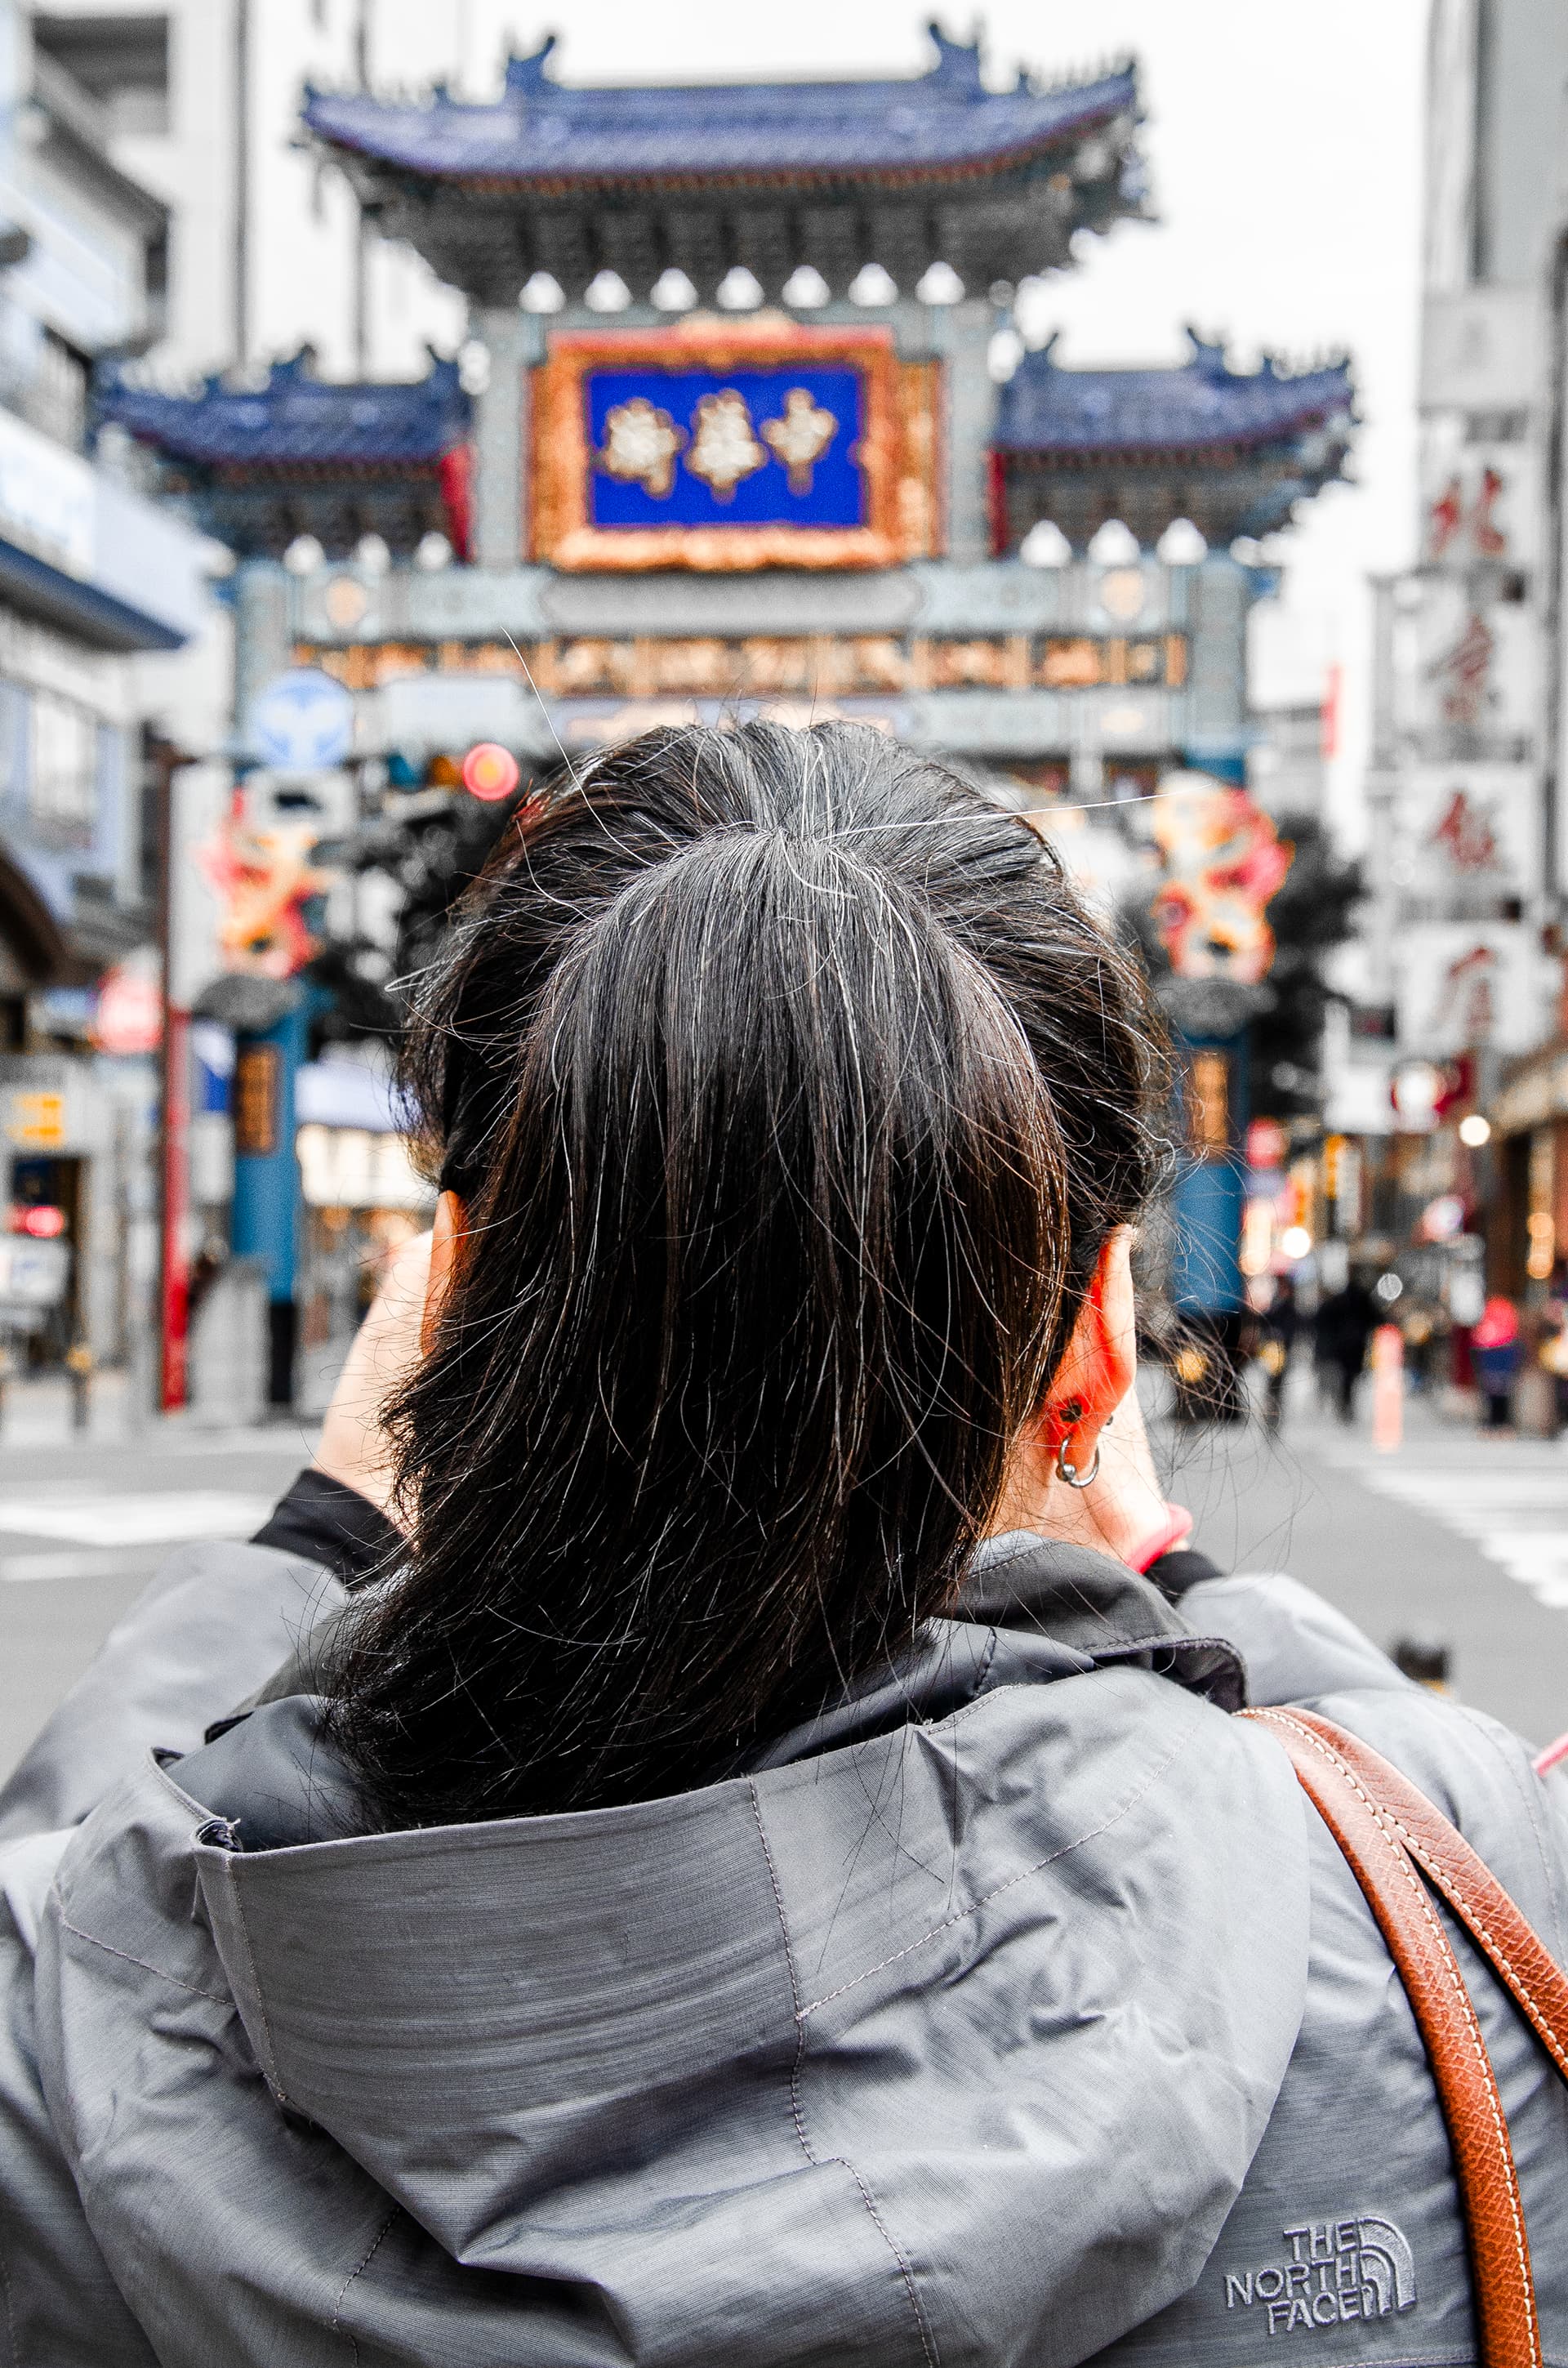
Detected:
left=1223, top=2218, right=1417, bottom=2336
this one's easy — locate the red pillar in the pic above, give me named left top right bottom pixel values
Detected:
left=158, top=1001, right=190, bottom=1411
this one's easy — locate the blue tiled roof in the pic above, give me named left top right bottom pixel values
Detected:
left=94, top=351, right=470, bottom=470
left=301, top=30, right=1136, bottom=187
left=996, top=333, right=1354, bottom=456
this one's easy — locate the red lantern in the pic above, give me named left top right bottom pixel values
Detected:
left=461, top=742, right=520, bottom=802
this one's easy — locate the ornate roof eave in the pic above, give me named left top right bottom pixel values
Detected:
left=991, top=456, right=1352, bottom=556
left=302, top=39, right=1136, bottom=189
left=93, top=348, right=470, bottom=475
left=318, top=107, right=1135, bottom=203
left=999, top=433, right=1343, bottom=470
left=992, top=336, right=1354, bottom=488
left=300, top=32, right=1146, bottom=305
left=148, top=477, right=460, bottom=563
left=202, top=457, right=449, bottom=485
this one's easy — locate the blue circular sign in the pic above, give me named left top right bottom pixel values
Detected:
left=249, top=667, right=355, bottom=769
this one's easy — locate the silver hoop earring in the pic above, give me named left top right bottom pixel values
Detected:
left=1055, top=1438, right=1101, bottom=1490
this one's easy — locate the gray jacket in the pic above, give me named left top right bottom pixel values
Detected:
left=1, top=1527, right=1566, bottom=2366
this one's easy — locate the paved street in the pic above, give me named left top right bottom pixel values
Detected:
left=3, top=1368, right=1568, bottom=1788
left=0, top=1380, right=314, bottom=1782
left=1153, top=1377, right=1568, bottom=1750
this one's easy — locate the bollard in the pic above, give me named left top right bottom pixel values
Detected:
left=1371, top=1322, right=1404, bottom=1453
left=65, top=1340, right=92, bottom=1434
left=1392, top=1634, right=1451, bottom=1691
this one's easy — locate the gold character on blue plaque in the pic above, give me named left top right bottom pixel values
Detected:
left=684, top=389, right=767, bottom=502
left=760, top=389, right=837, bottom=495
left=596, top=397, right=686, bottom=497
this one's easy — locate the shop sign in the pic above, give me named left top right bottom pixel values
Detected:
left=530, top=322, right=938, bottom=573
left=93, top=957, right=163, bottom=1057
left=553, top=695, right=910, bottom=751
left=1410, top=582, right=1537, bottom=757
left=1399, top=764, right=1539, bottom=902
left=1420, top=442, right=1537, bottom=573
left=1420, top=287, right=1536, bottom=413
left=296, top=1123, right=431, bottom=1211
left=248, top=669, right=354, bottom=770
left=1396, top=921, right=1543, bottom=1057
left=233, top=1043, right=280, bottom=1158
left=7, top=1090, right=64, bottom=1147
left=1490, top=1049, right=1568, bottom=1137
left=0, top=1057, right=100, bottom=1154
left=0, top=1233, right=69, bottom=1308
left=1185, top=1049, right=1232, bottom=1157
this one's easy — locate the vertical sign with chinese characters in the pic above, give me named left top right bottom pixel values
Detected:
left=233, top=1043, right=279, bottom=1158
left=1187, top=1049, right=1232, bottom=1158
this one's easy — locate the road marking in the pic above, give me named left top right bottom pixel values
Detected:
left=0, top=1492, right=272, bottom=1549
left=1316, top=1450, right=1568, bottom=1612
left=0, top=1549, right=161, bottom=1585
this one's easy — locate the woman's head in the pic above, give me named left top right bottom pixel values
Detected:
left=330, top=721, right=1165, bottom=1825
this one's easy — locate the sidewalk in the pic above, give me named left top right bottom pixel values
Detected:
left=0, top=1348, right=348, bottom=1451
left=0, top=1394, right=314, bottom=1782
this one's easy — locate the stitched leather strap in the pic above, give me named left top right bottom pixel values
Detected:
left=1241, top=1707, right=1550, bottom=2368
left=1283, top=1710, right=1568, bottom=2084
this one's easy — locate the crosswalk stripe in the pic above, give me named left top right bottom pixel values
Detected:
left=0, top=1492, right=273, bottom=1549
left=1312, top=1443, right=1568, bottom=1612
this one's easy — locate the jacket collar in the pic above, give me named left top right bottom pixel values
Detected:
left=200, top=1533, right=1246, bottom=1836
left=742, top=1533, right=1244, bottom=1773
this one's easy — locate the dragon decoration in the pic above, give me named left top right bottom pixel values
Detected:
left=198, top=804, right=332, bottom=979
left=1148, top=774, right=1293, bottom=984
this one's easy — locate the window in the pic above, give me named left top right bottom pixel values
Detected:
left=29, top=689, right=97, bottom=850
left=32, top=16, right=171, bottom=139
left=29, top=328, right=88, bottom=452
left=0, top=680, right=28, bottom=816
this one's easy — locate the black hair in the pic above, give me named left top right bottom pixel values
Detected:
left=327, top=721, right=1165, bottom=1826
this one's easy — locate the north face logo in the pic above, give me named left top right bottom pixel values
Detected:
left=1224, top=2219, right=1417, bottom=2336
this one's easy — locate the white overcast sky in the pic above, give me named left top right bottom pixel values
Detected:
left=405, top=0, right=1432, bottom=828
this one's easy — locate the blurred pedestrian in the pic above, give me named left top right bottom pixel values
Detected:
left=1256, top=1274, right=1299, bottom=1431
left=1472, top=1294, right=1521, bottom=1434
left=1313, top=1271, right=1378, bottom=1423
left=1541, top=1298, right=1568, bottom=1430
left=1539, top=1269, right=1568, bottom=1419
left=1397, top=1298, right=1441, bottom=1394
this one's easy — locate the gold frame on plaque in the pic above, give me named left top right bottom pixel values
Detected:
left=530, top=320, right=939, bottom=572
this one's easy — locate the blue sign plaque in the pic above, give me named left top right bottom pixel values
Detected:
left=585, top=367, right=865, bottom=532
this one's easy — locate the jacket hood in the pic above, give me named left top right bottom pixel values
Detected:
left=40, top=1537, right=1312, bottom=2368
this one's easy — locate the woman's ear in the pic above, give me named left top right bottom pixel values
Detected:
left=421, top=1190, right=468, bottom=1357
left=1040, top=1227, right=1138, bottom=1466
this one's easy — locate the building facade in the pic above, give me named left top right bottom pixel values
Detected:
left=103, top=25, right=1354, bottom=1392
left=0, top=0, right=211, bottom=1378
left=1329, top=0, right=1568, bottom=1342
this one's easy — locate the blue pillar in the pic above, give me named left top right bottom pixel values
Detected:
left=1170, top=1034, right=1248, bottom=1315
left=231, top=999, right=307, bottom=1405
left=1169, top=1027, right=1250, bottom=1420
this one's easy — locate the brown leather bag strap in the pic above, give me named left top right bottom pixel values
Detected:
left=1281, top=1708, right=1568, bottom=2082
left=1241, top=1706, right=1543, bottom=2368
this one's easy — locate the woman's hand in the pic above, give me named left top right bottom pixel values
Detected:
left=313, top=1228, right=433, bottom=1527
